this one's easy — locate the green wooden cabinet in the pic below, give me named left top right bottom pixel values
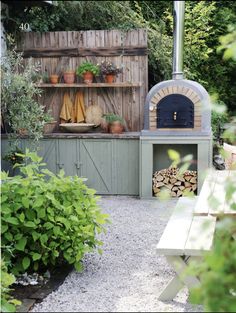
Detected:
left=1, top=137, right=139, bottom=195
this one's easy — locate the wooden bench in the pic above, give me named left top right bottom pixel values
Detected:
left=194, top=170, right=236, bottom=217
left=156, top=197, right=216, bottom=301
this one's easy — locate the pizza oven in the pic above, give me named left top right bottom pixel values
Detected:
left=140, top=1, right=212, bottom=199
left=142, top=1, right=211, bottom=137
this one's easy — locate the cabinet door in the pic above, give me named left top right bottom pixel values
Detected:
left=57, top=139, right=80, bottom=176
left=113, top=140, right=139, bottom=195
left=37, top=139, right=57, bottom=174
left=80, top=139, right=113, bottom=194
left=24, top=139, right=57, bottom=174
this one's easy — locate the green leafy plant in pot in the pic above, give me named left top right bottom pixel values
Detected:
left=76, top=61, right=99, bottom=83
left=103, top=113, right=125, bottom=134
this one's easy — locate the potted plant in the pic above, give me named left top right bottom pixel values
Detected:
left=49, top=74, right=59, bottom=84
left=1, top=50, right=53, bottom=142
left=103, top=113, right=125, bottom=134
left=99, top=61, right=122, bottom=83
left=76, top=61, right=99, bottom=84
left=63, top=68, right=76, bottom=84
left=43, top=114, right=57, bottom=134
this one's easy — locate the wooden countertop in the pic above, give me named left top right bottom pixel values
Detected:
left=1, top=132, right=141, bottom=139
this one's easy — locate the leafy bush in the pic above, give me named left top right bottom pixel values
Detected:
left=1, top=260, right=21, bottom=313
left=1, top=49, right=53, bottom=142
left=1, top=150, right=109, bottom=275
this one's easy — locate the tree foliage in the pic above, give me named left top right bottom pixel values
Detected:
left=188, top=27, right=236, bottom=312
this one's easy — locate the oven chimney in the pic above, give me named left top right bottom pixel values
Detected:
left=172, top=1, right=185, bottom=80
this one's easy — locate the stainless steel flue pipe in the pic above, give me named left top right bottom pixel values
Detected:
left=172, top=1, right=185, bottom=80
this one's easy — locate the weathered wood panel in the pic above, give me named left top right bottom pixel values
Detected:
left=18, top=46, right=148, bottom=57
left=18, top=29, right=148, bottom=132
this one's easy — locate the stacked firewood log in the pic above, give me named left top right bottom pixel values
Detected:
left=153, top=166, right=197, bottom=197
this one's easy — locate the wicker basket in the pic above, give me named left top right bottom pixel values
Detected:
left=43, top=121, right=57, bottom=134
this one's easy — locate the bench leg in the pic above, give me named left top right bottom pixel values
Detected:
left=158, top=255, right=200, bottom=301
left=166, top=256, right=200, bottom=290
left=158, top=275, right=183, bottom=301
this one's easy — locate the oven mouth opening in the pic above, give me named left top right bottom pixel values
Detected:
left=156, top=94, right=194, bottom=129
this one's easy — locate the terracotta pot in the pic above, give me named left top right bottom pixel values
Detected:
left=100, top=117, right=109, bottom=133
left=109, top=121, right=124, bottom=134
left=63, top=71, right=75, bottom=84
left=50, top=74, right=59, bottom=84
left=43, top=121, right=57, bottom=134
left=83, top=71, right=94, bottom=84
left=18, top=128, right=28, bottom=136
left=105, top=74, right=116, bottom=83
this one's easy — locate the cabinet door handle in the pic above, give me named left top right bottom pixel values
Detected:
left=75, top=162, right=82, bottom=169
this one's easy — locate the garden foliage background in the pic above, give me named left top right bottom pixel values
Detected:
left=2, top=0, right=236, bottom=117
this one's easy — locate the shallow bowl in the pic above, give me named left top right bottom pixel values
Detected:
left=59, top=123, right=95, bottom=133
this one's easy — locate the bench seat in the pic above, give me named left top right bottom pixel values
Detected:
left=156, top=197, right=216, bottom=301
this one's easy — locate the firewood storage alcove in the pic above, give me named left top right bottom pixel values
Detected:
left=139, top=138, right=212, bottom=198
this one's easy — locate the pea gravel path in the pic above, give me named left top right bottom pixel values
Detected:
left=31, top=196, right=202, bottom=312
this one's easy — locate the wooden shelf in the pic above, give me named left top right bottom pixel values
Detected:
left=36, top=82, right=142, bottom=88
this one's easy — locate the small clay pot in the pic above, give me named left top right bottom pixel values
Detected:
left=18, top=128, right=28, bottom=136
left=100, top=117, right=109, bottom=133
left=83, top=71, right=94, bottom=84
left=105, top=74, right=116, bottom=83
left=63, top=71, right=75, bottom=84
left=50, top=74, right=59, bottom=84
left=109, top=121, right=124, bottom=134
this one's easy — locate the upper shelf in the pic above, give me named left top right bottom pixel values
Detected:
left=36, top=82, right=142, bottom=88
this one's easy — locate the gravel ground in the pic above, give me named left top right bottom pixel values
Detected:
left=32, top=196, right=202, bottom=312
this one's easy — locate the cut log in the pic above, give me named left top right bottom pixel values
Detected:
left=184, top=175, right=192, bottom=182
left=170, top=178, right=177, bottom=184
left=153, top=187, right=160, bottom=193
left=156, top=175, right=164, bottom=182
left=177, top=190, right=183, bottom=197
left=174, top=181, right=182, bottom=186
left=164, top=177, right=169, bottom=184
left=190, top=177, right=197, bottom=184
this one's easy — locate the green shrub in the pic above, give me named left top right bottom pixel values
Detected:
left=1, top=260, right=21, bottom=313
left=1, top=150, right=110, bottom=275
